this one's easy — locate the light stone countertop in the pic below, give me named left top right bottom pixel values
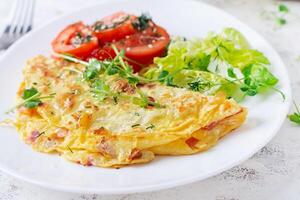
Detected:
left=0, top=0, right=300, bottom=199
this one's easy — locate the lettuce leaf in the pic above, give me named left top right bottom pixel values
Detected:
left=146, top=28, right=281, bottom=100
left=144, top=68, right=244, bottom=100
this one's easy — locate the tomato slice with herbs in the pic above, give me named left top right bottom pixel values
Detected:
left=88, top=23, right=170, bottom=72
left=115, top=23, right=170, bottom=71
left=92, top=12, right=137, bottom=43
left=52, top=22, right=98, bottom=58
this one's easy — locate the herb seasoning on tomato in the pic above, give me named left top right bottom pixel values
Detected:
left=51, top=22, right=98, bottom=59
left=52, top=12, right=170, bottom=72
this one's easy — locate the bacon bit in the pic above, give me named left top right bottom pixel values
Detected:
left=85, top=161, right=93, bottom=167
left=55, top=128, right=69, bottom=138
left=129, top=148, right=142, bottom=160
left=178, top=105, right=185, bottom=113
left=68, top=85, right=82, bottom=94
left=185, top=137, right=199, bottom=149
left=202, top=109, right=244, bottom=131
left=26, top=131, right=43, bottom=143
left=71, top=113, right=81, bottom=121
left=137, top=83, right=156, bottom=89
left=92, top=127, right=106, bottom=135
left=146, top=96, right=156, bottom=109
left=202, top=121, right=218, bottom=131
left=78, top=113, right=92, bottom=129
left=85, top=156, right=94, bottom=167
left=18, top=106, right=39, bottom=117
left=148, top=96, right=155, bottom=102
left=113, top=79, right=135, bottom=94
left=96, top=139, right=116, bottom=157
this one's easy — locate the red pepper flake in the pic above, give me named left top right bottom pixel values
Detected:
left=185, top=137, right=199, bottom=149
left=93, top=127, right=106, bottom=135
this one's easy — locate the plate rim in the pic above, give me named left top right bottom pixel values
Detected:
left=0, top=0, right=292, bottom=194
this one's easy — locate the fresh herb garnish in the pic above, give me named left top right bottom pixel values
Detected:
left=188, top=79, right=214, bottom=92
left=6, top=87, right=55, bottom=113
left=145, top=28, right=284, bottom=101
left=132, top=13, right=152, bottom=31
left=131, top=124, right=140, bottom=128
left=157, top=70, right=176, bottom=87
left=53, top=46, right=164, bottom=109
left=278, top=4, right=289, bottom=13
left=36, top=131, right=45, bottom=139
left=288, top=101, right=300, bottom=125
left=134, top=112, right=140, bottom=116
left=67, top=145, right=74, bottom=153
left=83, top=59, right=102, bottom=80
left=113, top=96, right=118, bottom=105
left=227, top=68, right=237, bottom=79
left=146, top=124, right=155, bottom=130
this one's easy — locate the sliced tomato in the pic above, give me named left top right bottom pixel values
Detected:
left=52, top=22, right=98, bottom=58
left=87, top=45, right=115, bottom=61
left=115, top=23, right=170, bottom=71
left=88, top=23, right=170, bottom=72
left=92, top=12, right=137, bottom=43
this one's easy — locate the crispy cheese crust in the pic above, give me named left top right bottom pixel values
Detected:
left=15, top=56, right=247, bottom=168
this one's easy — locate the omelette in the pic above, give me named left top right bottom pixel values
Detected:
left=14, top=56, right=247, bottom=168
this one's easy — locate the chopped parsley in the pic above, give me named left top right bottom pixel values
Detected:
left=67, top=145, right=74, bottom=153
left=131, top=124, right=140, bottom=128
left=134, top=112, right=140, bottom=116
left=132, top=13, right=152, bottom=31
left=113, top=96, right=118, bottom=105
left=36, top=131, right=45, bottom=139
left=146, top=124, right=155, bottom=130
left=188, top=79, right=214, bottom=92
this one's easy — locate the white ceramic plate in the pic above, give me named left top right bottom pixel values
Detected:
left=0, top=0, right=291, bottom=194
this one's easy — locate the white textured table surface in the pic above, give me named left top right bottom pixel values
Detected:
left=1, top=0, right=300, bottom=199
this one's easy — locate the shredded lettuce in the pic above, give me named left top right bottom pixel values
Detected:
left=144, top=28, right=282, bottom=100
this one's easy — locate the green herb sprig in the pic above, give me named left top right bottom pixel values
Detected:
left=288, top=101, right=300, bottom=125
left=53, top=46, right=164, bottom=109
left=276, top=4, right=289, bottom=26
left=6, top=87, right=55, bottom=113
left=132, top=13, right=152, bottom=31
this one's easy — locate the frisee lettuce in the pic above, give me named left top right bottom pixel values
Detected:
left=145, top=28, right=282, bottom=101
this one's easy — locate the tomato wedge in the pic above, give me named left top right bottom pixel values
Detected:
left=52, top=22, right=98, bottom=58
left=92, top=12, right=137, bottom=43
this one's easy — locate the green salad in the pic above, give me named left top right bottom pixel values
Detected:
left=144, top=28, right=283, bottom=101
